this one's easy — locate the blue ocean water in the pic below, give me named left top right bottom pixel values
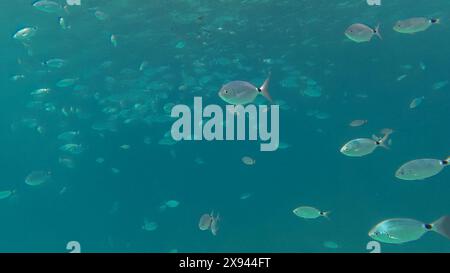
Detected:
left=0, top=0, right=449, bottom=253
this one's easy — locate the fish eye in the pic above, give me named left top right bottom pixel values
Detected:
left=223, top=89, right=228, bottom=94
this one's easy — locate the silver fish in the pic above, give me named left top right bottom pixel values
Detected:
left=33, top=0, right=63, bottom=14
left=13, top=27, right=38, bottom=41
left=395, top=157, right=449, bottom=181
left=394, top=18, right=439, bottom=34
left=340, top=129, right=393, bottom=157
left=369, top=216, right=450, bottom=244
left=345, top=23, right=381, bottom=43
left=218, top=73, right=272, bottom=105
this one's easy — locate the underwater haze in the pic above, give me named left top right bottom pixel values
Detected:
left=1, top=0, right=450, bottom=253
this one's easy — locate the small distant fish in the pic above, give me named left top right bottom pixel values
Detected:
left=58, top=131, right=79, bottom=142
left=340, top=128, right=393, bottom=157
left=397, top=74, right=408, bottom=81
left=349, top=119, right=368, bottom=127
left=198, top=213, right=213, bottom=231
left=432, top=81, right=449, bottom=90
left=110, top=34, right=118, bottom=48
left=139, top=61, right=148, bottom=71
left=355, top=93, right=369, bottom=99
left=366, top=0, right=381, bottom=6
left=409, top=96, right=424, bottom=109
left=10, top=74, right=25, bottom=81
left=43, top=58, right=67, bottom=69
left=95, top=10, right=109, bottom=21
left=345, top=23, right=381, bottom=43
left=165, top=200, right=180, bottom=208
left=59, top=17, right=70, bottom=30
left=25, top=171, right=51, bottom=186
left=37, top=125, right=46, bottom=134
left=303, top=85, right=322, bottom=97
left=419, top=62, right=427, bottom=71
left=119, top=144, right=130, bottom=150
left=13, top=27, right=38, bottom=41
left=323, top=241, right=339, bottom=249
left=57, top=78, right=78, bottom=87
left=241, top=156, right=256, bottom=165
left=293, top=206, right=330, bottom=219
left=395, top=157, right=449, bottom=181
left=394, top=17, right=439, bottom=34
left=198, top=212, right=220, bottom=235
left=218, top=73, right=272, bottom=105
left=59, top=143, right=83, bottom=154
left=0, top=190, right=15, bottom=200
left=278, top=142, right=291, bottom=150
left=59, top=186, right=68, bottom=195
left=194, top=157, right=205, bottom=165
left=142, top=219, right=158, bottom=231
left=59, top=155, right=76, bottom=168
left=96, top=157, right=105, bottom=164
left=315, top=111, right=330, bottom=120
left=66, top=0, right=81, bottom=6
left=239, top=192, right=253, bottom=200
left=175, top=41, right=186, bottom=49
left=400, top=64, right=413, bottom=70
left=30, top=88, right=50, bottom=97
left=369, top=216, right=450, bottom=244
left=210, top=213, right=220, bottom=236
left=33, top=0, right=63, bottom=14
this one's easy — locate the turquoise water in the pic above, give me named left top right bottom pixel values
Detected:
left=0, top=0, right=450, bottom=253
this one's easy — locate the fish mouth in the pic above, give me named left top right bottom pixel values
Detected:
left=218, top=91, right=226, bottom=101
left=394, top=169, right=403, bottom=178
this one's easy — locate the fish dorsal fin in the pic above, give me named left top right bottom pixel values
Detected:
left=372, top=134, right=380, bottom=142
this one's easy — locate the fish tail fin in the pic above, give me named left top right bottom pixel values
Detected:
left=259, top=72, right=273, bottom=103
left=443, top=157, right=450, bottom=165
left=432, top=215, right=450, bottom=239
left=431, top=18, right=440, bottom=24
left=374, top=129, right=393, bottom=149
left=62, top=5, right=70, bottom=16
left=380, top=128, right=393, bottom=146
left=379, top=141, right=390, bottom=150
left=374, top=24, right=382, bottom=40
left=322, top=211, right=331, bottom=220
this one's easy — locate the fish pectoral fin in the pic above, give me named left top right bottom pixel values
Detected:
left=387, top=234, right=399, bottom=240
